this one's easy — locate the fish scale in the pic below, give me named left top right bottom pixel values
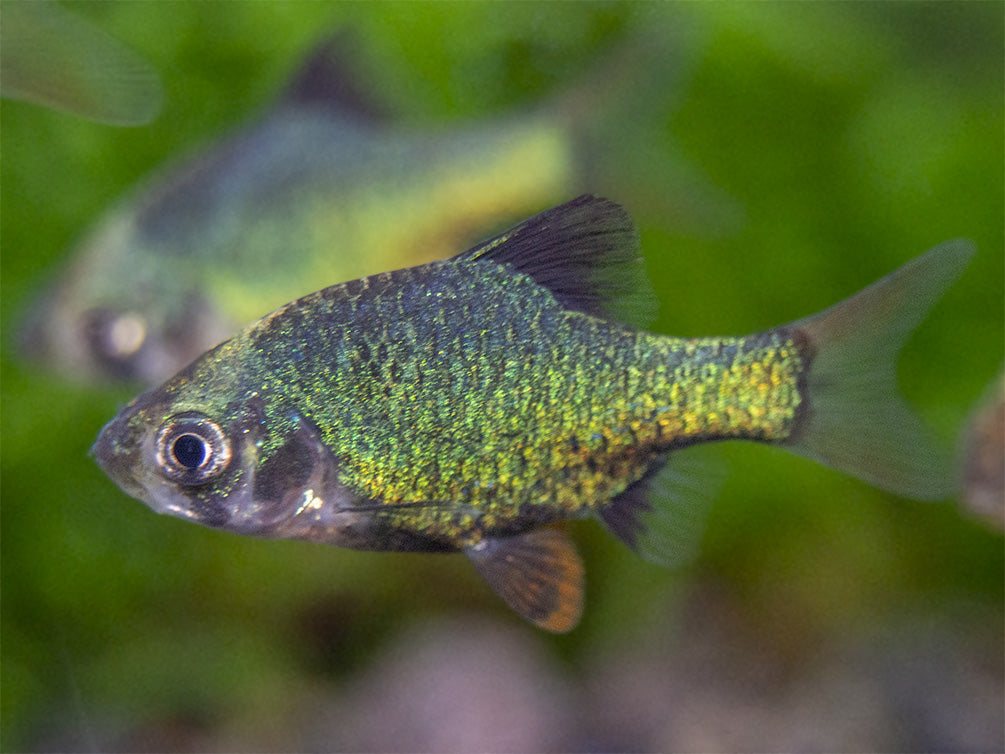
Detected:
left=93, top=195, right=973, bottom=631
left=237, top=253, right=806, bottom=537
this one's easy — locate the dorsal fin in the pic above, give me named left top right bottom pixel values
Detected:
left=459, top=195, right=658, bottom=328
left=280, top=31, right=388, bottom=124
left=466, top=527, right=584, bottom=632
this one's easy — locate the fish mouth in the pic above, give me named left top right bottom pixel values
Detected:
left=91, top=402, right=367, bottom=542
left=91, top=414, right=148, bottom=502
left=92, top=418, right=231, bottom=526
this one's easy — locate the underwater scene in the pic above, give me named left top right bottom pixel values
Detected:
left=3, top=3, right=1003, bottom=751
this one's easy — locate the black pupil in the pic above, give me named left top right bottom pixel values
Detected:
left=172, top=433, right=207, bottom=469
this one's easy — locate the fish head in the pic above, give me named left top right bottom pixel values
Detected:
left=23, top=211, right=233, bottom=386
left=91, top=344, right=370, bottom=544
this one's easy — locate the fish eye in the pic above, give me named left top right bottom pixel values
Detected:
left=83, top=308, right=148, bottom=358
left=171, top=434, right=206, bottom=469
left=155, top=413, right=231, bottom=485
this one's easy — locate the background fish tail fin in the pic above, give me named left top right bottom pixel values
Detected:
left=786, top=240, right=974, bottom=500
left=546, top=19, right=742, bottom=235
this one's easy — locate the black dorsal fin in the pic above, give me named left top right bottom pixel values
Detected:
left=280, top=31, right=388, bottom=124
left=466, top=527, right=584, bottom=632
left=459, top=195, right=658, bottom=328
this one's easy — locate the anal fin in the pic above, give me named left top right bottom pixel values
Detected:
left=466, top=527, right=584, bottom=633
left=599, top=445, right=724, bottom=567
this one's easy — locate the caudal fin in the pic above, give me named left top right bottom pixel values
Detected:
left=786, top=240, right=974, bottom=500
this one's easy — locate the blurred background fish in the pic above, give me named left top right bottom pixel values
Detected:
left=959, top=370, right=1005, bottom=528
left=19, top=34, right=572, bottom=385
left=1, top=0, right=162, bottom=125
left=2, top=3, right=1002, bottom=752
left=19, top=24, right=721, bottom=387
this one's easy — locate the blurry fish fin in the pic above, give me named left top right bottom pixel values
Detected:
left=280, top=30, right=388, bottom=123
left=546, top=23, right=743, bottom=240
left=599, top=444, right=724, bottom=567
left=0, top=0, right=163, bottom=125
left=786, top=239, right=975, bottom=500
left=466, top=527, right=584, bottom=632
left=459, top=195, right=657, bottom=328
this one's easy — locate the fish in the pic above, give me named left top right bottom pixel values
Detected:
left=23, top=34, right=578, bottom=386
left=92, top=196, right=973, bottom=632
left=959, top=370, right=1004, bottom=529
left=0, top=0, right=162, bottom=125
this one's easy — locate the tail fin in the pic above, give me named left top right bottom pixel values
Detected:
left=787, top=240, right=974, bottom=500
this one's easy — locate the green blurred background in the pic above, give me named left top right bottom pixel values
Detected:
left=2, top=2, right=1002, bottom=751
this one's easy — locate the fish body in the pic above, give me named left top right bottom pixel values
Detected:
left=26, top=36, right=576, bottom=385
left=93, top=196, right=972, bottom=631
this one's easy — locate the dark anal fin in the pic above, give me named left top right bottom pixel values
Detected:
left=599, top=445, right=724, bottom=567
left=466, top=527, right=584, bottom=633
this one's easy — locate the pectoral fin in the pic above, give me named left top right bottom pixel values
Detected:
left=466, top=527, right=584, bottom=633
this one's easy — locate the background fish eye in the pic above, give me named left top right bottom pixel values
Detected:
left=82, top=308, right=148, bottom=364
left=154, top=414, right=231, bottom=484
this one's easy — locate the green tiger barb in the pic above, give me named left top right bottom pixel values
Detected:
left=93, top=196, right=973, bottom=631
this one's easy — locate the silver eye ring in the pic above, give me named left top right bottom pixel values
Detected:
left=154, top=413, right=231, bottom=484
